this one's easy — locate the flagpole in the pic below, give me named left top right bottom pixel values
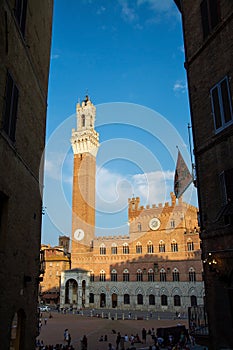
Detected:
left=187, top=123, right=196, bottom=183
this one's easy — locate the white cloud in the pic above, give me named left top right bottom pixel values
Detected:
left=51, top=54, right=60, bottom=60
left=173, top=80, right=187, bottom=94
left=120, top=2, right=138, bottom=22
left=96, top=167, right=174, bottom=215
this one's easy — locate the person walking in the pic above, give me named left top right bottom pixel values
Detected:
left=116, top=332, right=121, bottom=350
left=142, top=328, right=147, bottom=344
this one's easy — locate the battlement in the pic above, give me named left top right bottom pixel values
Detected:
left=128, top=192, right=197, bottom=213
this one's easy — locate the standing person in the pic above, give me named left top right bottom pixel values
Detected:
left=120, top=336, right=125, bottom=350
left=68, top=333, right=72, bottom=346
left=64, top=329, right=68, bottom=341
left=142, top=328, right=147, bottom=344
left=82, top=334, right=88, bottom=350
left=116, top=332, right=121, bottom=350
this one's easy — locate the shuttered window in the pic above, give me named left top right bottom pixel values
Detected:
left=3, top=71, right=19, bottom=141
left=211, top=76, right=233, bottom=132
left=14, top=0, right=27, bottom=36
left=200, top=0, right=220, bottom=39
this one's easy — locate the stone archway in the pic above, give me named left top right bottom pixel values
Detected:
left=65, top=279, right=78, bottom=305
left=112, top=293, right=118, bottom=308
left=100, top=293, right=106, bottom=308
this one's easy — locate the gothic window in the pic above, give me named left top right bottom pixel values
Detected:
left=189, top=267, right=196, bottom=282
left=89, top=293, right=94, bottom=303
left=123, top=269, right=130, bottom=282
left=161, top=294, right=168, bottom=306
left=99, top=270, right=106, bottom=282
left=160, top=268, right=167, bottom=282
left=137, top=294, right=143, bottom=305
left=3, top=71, right=19, bottom=141
left=159, top=241, right=165, bottom=253
left=124, top=294, right=130, bottom=304
left=138, top=222, right=142, bottom=232
left=200, top=0, right=220, bottom=39
left=149, top=294, right=155, bottom=305
left=14, top=0, right=28, bottom=36
left=187, top=240, right=194, bottom=251
left=123, top=243, right=129, bottom=254
left=147, top=241, right=154, bottom=254
left=111, top=243, right=117, bottom=255
left=191, top=295, right=197, bottom=306
left=170, top=220, right=175, bottom=228
left=148, top=268, right=154, bottom=282
left=111, top=269, right=117, bottom=282
left=100, top=244, right=106, bottom=255
left=137, top=269, right=143, bottom=282
left=172, top=268, right=180, bottom=282
left=171, top=241, right=178, bottom=252
left=136, top=242, right=142, bottom=254
left=211, top=76, right=233, bottom=132
left=174, top=295, right=181, bottom=306
left=81, top=114, right=85, bottom=127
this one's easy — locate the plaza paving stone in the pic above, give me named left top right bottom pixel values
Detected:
left=37, top=311, right=203, bottom=350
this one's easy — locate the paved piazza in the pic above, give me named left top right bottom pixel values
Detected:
left=37, top=311, right=189, bottom=349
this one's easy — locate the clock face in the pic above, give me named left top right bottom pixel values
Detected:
left=149, top=218, right=161, bottom=231
left=74, top=229, right=85, bottom=241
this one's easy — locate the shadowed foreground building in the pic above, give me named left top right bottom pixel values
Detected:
left=0, top=1, right=53, bottom=349
left=59, top=96, right=204, bottom=312
left=174, top=1, right=233, bottom=348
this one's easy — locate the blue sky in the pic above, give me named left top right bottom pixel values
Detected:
left=41, top=0, right=197, bottom=246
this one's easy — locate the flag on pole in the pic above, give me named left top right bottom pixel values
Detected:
left=174, top=150, right=193, bottom=198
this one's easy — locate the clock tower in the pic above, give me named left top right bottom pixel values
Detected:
left=70, top=96, right=99, bottom=259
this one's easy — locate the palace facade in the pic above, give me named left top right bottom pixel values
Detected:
left=59, top=96, right=204, bottom=312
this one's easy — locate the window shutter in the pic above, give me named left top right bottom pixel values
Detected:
left=200, top=0, right=210, bottom=38
left=211, top=86, right=222, bottom=129
left=209, top=0, right=219, bottom=29
left=221, top=79, right=232, bottom=124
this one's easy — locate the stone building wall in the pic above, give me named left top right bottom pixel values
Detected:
left=0, top=1, right=53, bottom=349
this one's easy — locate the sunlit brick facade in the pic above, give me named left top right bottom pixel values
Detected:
left=60, top=97, right=204, bottom=312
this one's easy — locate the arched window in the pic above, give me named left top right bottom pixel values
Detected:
left=123, top=269, right=130, bottom=282
left=89, top=293, right=94, bottom=303
left=137, top=269, right=143, bottom=282
left=136, top=242, right=142, bottom=254
left=171, top=240, right=178, bottom=252
left=100, top=244, right=106, bottom=255
left=149, top=294, right=155, bottom=305
left=160, top=268, right=167, bottom=282
left=137, top=294, right=143, bottom=305
left=138, top=222, right=142, bottom=231
left=111, top=269, right=117, bottom=282
left=147, top=241, right=154, bottom=254
left=124, top=294, right=130, bottom=304
left=187, top=240, right=194, bottom=251
left=90, top=270, right=95, bottom=282
left=174, top=295, right=181, bottom=306
left=172, top=268, right=180, bottom=282
left=191, top=295, right=197, bottom=306
left=99, top=270, right=106, bottom=282
left=111, top=243, right=117, bottom=255
left=81, top=114, right=85, bottom=127
left=123, top=243, right=129, bottom=254
left=189, top=267, right=196, bottom=282
left=148, top=268, right=154, bottom=282
left=159, top=240, right=165, bottom=252
left=161, top=294, right=168, bottom=306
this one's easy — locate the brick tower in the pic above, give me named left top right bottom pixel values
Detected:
left=70, top=96, right=99, bottom=262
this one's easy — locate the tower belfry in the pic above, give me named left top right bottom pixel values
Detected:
left=71, top=96, right=99, bottom=258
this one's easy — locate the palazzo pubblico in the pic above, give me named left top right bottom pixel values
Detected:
left=41, top=96, right=204, bottom=312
